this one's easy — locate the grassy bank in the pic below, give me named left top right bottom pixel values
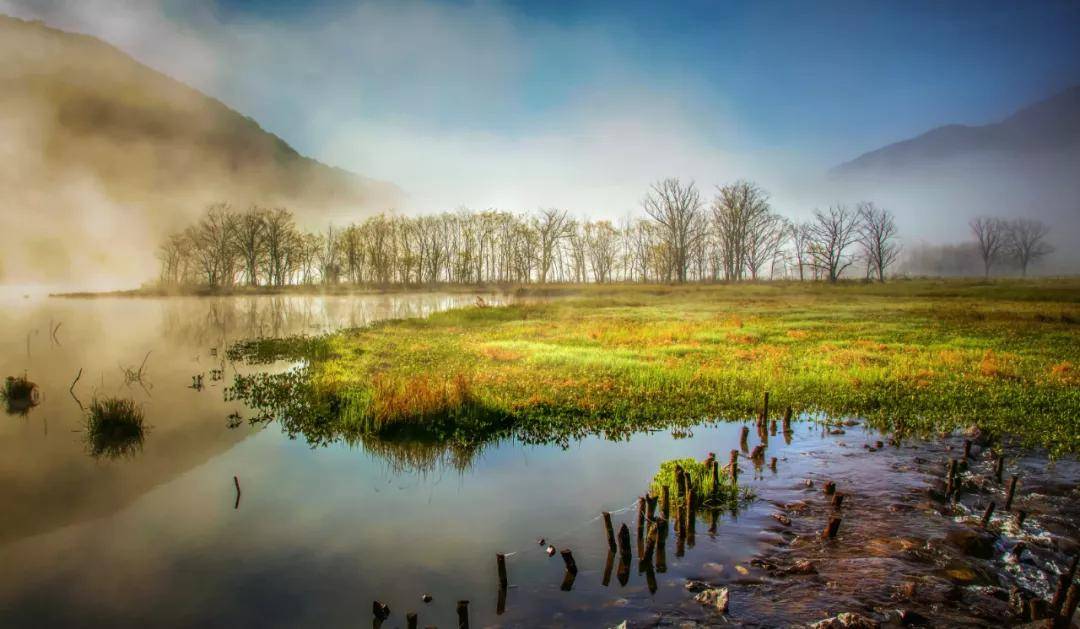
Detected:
left=229, top=279, right=1080, bottom=454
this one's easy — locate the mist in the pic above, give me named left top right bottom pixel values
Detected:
left=1, top=0, right=1079, bottom=287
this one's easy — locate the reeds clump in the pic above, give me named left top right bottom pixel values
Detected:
left=85, top=397, right=146, bottom=459
left=649, top=457, right=747, bottom=508
left=3, top=374, right=40, bottom=415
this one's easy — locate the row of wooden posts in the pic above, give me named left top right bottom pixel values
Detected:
left=369, top=391, right=859, bottom=627
left=949, top=440, right=1079, bottom=627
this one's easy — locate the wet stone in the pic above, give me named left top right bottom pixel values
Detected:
left=692, top=587, right=730, bottom=613
left=808, top=612, right=880, bottom=628
left=944, top=527, right=996, bottom=559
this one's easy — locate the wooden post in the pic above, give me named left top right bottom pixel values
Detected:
left=1051, top=573, right=1070, bottom=616
left=602, top=550, right=614, bottom=586
left=823, top=480, right=836, bottom=495
left=980, top=501, right=995, bottom=529
left=963, top=439, right=972, bottom=459
left=456, top=600, right=469, bottom=629
left=406, top=612, right=418, bottom=629
left=603, top=511, right=617, bottom=551
left=769, top=456, right=778, bottom=472
left=617, top=523, right=632, bottom=557
left=740, top=426, right=749, bottom=450
left=823, top=516, right=841, bottom=539
left=711, top=459, right=720, bottom=500
left=782, top=406, right=792, bottom=432
left=642, top=521, right=658, bottom=563
left=1005, top=474, right=1019, bottom=511
left=661, top=485, right=670, bottom=519
left=831, top=492, right=844, bottom=509
left=994, top=453, right=1004, bottom=482
left=637, top=496, right=646, bottom=554
left=675, top=465, right=686, bottom=499
left=945, top=459, right=958, bottom=499
left=1061, top=584, right=1080, bottom=628
left=646, top=494, right=658, bottom=519
left=1015, top=510, right=1028, bottom=528
left=496, top=553, right=508, bottom=589
left=761, top=391, right=770, bottom=422
left=560, top=549, right=578, bottom=574
left=686, top=487, right=696, bottom=547
left=729, top=449, right=739, bottom=483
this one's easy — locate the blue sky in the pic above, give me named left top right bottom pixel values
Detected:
left=5, top=0, right=1080, bottom=217
left=202, top=0, right=1080, bottom=154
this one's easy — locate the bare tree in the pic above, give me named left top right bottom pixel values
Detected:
left=806, top=205, right=861, bottom=282
left=232, top=206, right=268, bottom=286
left=856, top=202, right=900, bottom=282
left=969, top=216, right=1007, bottom=279
left=533, top=208, right=573, bottom=283
left=711, top=180, right=774, bottom=281
left=1004, top=218, right=1053, bottom=277
left=642, top=178, right=706, bottom=283
left=788, top=221, right=811, bottom=281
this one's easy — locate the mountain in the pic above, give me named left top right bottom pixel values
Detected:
left=0, top=15, right=403, bottom=286
left=827, top=85, right=1080, bottom=272
left=833, top=85, right=1080, bottom=175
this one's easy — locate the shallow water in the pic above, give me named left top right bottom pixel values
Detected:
left=1, top=291, right=1077, bottom=628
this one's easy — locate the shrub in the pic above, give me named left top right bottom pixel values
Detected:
left=85, top=397, right=146, bottom=459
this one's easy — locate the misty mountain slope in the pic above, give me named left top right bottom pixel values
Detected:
left=0, top=15, right=402, bottom=285
left=828, top=85, right=1080, bottom=271
left=833, top=85, right=1080, bottom=175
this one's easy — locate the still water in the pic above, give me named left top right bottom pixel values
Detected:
left=0, top=291, right=770, bottom=628
left=4, top=291, right=1075, bottom=627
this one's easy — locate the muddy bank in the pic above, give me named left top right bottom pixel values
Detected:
left=634, top=423, right=1080, bottom=628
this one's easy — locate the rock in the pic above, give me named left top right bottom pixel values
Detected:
left=607, top=622, right=627, bottom=629
left=685, top=579, right=710, bottom=592
left=944, top=527, right=996, bottom=559
left=780, top=559, right=818, bottom=575
left=372, top=601, right=391, bottom=620
left=897, top=609, right=930, bottom=626
left=809, top=612, right=880, bottom=628
left=772, top=513, right=792, bottom=526
left=546, top=545, right=557, bottom=556
left=693, top=587, right=730, bottom=613
left=421, top=594, right=433, bottom=603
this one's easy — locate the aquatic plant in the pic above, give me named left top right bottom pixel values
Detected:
left=225, top=280, right=1080, bottom=455
left=3, top=374, right=40, bottom=415
left=649, top=457, right=748, bottom=508
left=84, top=397, right=146, bottom=459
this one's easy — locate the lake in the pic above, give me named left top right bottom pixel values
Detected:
left=3, top=290, right=1073, bottom=628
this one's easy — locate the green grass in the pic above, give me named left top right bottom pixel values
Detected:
left=85, top=397, right=146, bottom=459
left=3, top=374, right=39, bottom=415
left=228, top=279, right=1080, bottom=455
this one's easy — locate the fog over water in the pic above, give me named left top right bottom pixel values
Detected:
left=2, top=0, right=1079, bottom=286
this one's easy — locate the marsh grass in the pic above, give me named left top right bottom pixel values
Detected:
left=227, top=280, right=1080, bottom=454
left=649, top=457, right=746, bottom=508
left=3, top=374, right=39, bottom=415
left=85, top=397, right=146, bottom=459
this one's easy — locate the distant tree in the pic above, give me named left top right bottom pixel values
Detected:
left=642, top=178, right=706, bottom=283
left=1004, top=218, right=1053, bottom=277
left=232, top=206, right=268, bottom=286
left=533, top=208, right=573, bottom=284
left=856, top=202, right=900, bottom=282
left=263, top=208, right=298, bottom=287
left=788, top=221, right=812, bottom=281
left=806, top=205, right=861, bottom=282
left=712, top=180, right=774, bottom=281
left=969, top=216, right=1007, bottom=279
left=585, top=220, right=619, bottom=283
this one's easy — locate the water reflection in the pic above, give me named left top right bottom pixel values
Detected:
left=0, top=290, right=501, bottom=544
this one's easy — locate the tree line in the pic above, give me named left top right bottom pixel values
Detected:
left=156, top=179, right=1051, bottom=288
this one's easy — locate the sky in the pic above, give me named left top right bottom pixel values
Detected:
left=4, top=0, right=1080, bottom=218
